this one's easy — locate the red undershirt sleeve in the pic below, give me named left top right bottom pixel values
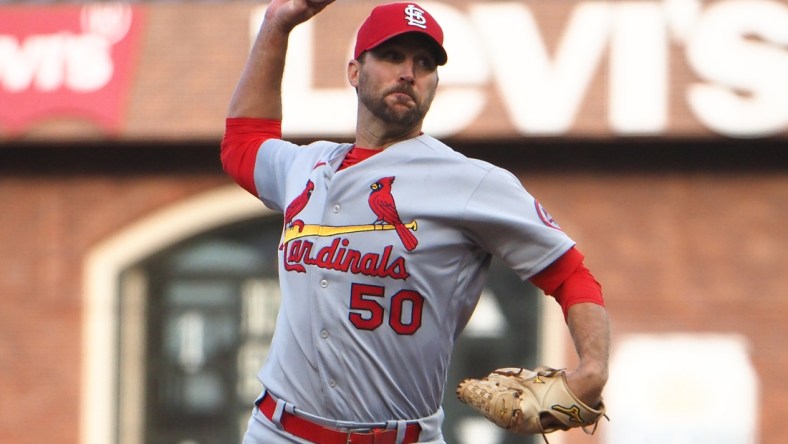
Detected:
left=528, top=246, right=605, bottom=321
left=221, top=117, right=282, bottom=195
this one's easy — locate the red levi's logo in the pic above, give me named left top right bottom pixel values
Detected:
left=0, top=4, right=145, bottom=135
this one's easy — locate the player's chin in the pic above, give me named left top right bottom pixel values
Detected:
left=387, top=109, right=423, bottom=127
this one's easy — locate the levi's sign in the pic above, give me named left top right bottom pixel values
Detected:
left=256, top=0, right=788, bottom=139
left=0, top=3, right=144, bottom=136
left=1, top=1, right=785, bottom=140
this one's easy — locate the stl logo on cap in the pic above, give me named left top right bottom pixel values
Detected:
left=354, top=2, right=448, bottom=65
left=404, top=4, right=428, bottom=29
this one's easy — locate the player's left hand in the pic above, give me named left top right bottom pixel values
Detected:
left=563, top=364, right=606, bottom=408
left=456, top=367, right=608, bottom=438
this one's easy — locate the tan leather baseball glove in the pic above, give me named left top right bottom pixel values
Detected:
left=456, top=367, right=607, bottom=441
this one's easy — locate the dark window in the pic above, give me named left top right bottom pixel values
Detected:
left=125, top=217, right=281, bottom=444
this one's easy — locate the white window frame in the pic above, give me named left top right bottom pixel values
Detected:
left=80, top=186, right=269, bottom=444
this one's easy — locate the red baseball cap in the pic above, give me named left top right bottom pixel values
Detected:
left=354, top=2, right=448, bottom=66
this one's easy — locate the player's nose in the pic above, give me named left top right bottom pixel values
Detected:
left=398, top=59, right=416, bottom=83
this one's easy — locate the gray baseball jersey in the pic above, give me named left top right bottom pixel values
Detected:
left=252, top=134, right=574, bottom=423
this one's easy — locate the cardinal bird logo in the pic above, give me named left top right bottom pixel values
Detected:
left=284, top=180, right=314, bottom=232
left=368, top=176, right=418, bottom=251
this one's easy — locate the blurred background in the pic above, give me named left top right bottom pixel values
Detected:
left=0, top=1, right=785, bottom=443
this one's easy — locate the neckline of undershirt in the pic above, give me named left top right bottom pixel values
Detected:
left=338, top=146, right=382, bottom=171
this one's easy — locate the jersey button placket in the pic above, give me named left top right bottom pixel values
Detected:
left=318, top=326, right=335, bottom=389
left=314, top=272, right=337, bottom=393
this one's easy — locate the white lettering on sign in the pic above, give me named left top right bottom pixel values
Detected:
left=686, top=0, right=788, bottom=137
left=251, top=0, right=788, bottom=138
left=470, top=2, right=612, bottom=134
left=0, top=34, right=112, bottom=92
left=0, top=3, right=131, bottom=94
left=609, top=2, right=668, bottom=134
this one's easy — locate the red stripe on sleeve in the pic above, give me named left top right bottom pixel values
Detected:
left=221, top=117, right=282, bottom=195
left=529, top=247, right=605, bottom=320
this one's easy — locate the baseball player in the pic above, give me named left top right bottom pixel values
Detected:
left=222, top=1, right=610, bottom=443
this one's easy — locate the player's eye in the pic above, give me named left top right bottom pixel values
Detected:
left=381, top=50, right=404, bottom=62
left=416, top=55, right=437, bottom=72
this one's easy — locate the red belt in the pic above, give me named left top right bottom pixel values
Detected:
left=258, top=392, right=421, bottom=444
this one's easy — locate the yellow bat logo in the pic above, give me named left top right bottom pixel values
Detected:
left=283, top=220, right=417, bottom=243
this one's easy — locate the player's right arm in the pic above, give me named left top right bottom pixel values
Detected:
left=227, top=0, right=334, bottom=119
left=222, top=0, right=334, bottom=194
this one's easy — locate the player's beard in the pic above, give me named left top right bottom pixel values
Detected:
left=359, top=75, right=436, bottom=129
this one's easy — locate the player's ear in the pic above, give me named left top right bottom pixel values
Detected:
left=348, top=59, right=360, bottom=88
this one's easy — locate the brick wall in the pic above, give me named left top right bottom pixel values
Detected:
left=0, top=146, right=228, bottom=444
left=523, top=170, right=787, bottom=444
